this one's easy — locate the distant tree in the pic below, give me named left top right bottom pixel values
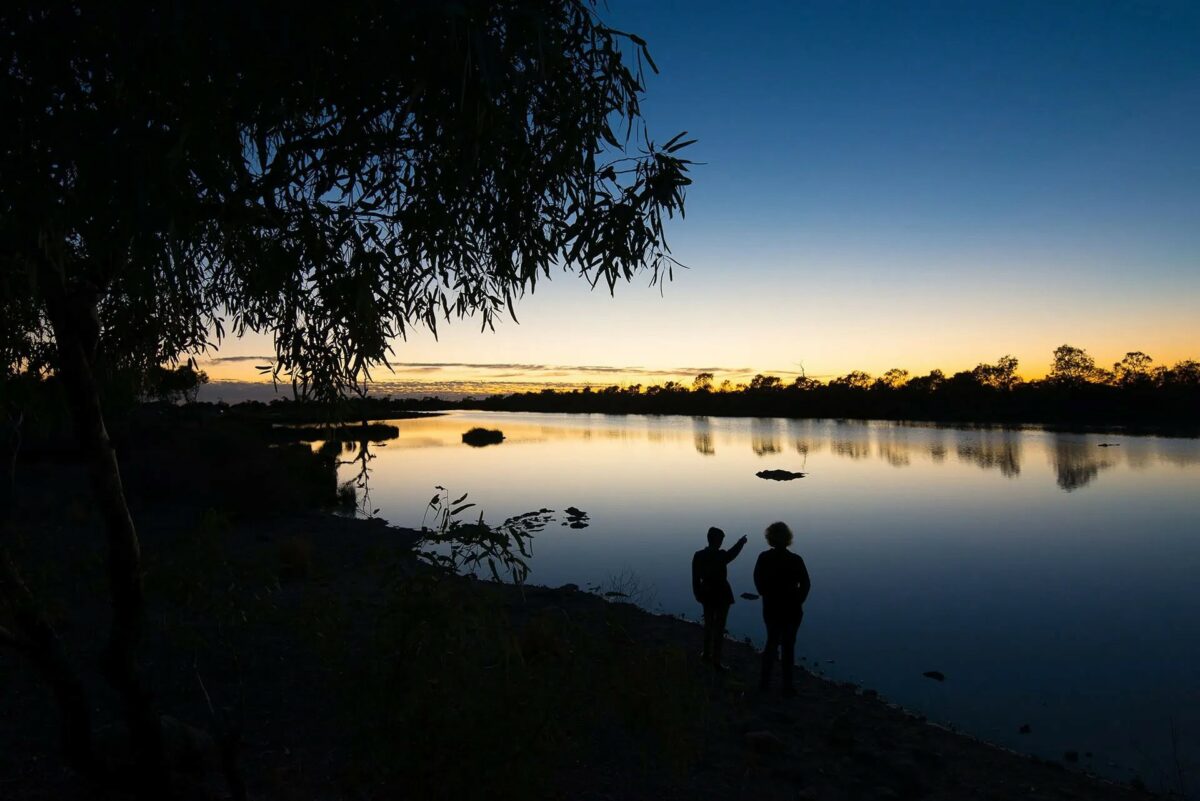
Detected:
left=691, top=371, right=714, bottom=392
left=1112, top=352, right=1154, bottom=387
left=1164, top=360, right=1200, bottom=387
left=0, top=3, right=692, bottom=795
left=830, top=370, right=873, bottom=390
left=718, top=379, right=734, bottom=393
left=875, top=368, right=910, bottom=390
left=904, top=369, right=946, bottom=393
left=1049, top=345, right=1101, bottom=385
left=749, top=374, right=783, bottom=391
left=972, top=355, right=1020, bottom=390
left=146, top=364, right=209, bottom=404
left=790, top=375, right=821, bottom=391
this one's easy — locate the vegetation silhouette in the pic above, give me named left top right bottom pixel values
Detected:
left=461, top=427, right=506, bottom=447
left=0, top=2, right=692, bottom=796
left=472, top=347, right=1200, bottom=429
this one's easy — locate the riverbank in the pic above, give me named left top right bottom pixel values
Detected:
left=1, top=452, right=1159, bottom=800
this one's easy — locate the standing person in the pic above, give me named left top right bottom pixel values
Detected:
left=692, top=526, right=748, bottom=670
left=754, top=521, right=811, bottom=696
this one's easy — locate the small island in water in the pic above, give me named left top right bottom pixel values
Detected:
left=462, top=427, right=506, bottom=447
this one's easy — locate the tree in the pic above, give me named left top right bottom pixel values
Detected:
left=830, top=370, right=873, bottom=390
left=972, top=355, right=1019, bottom=390
left=1049, top=344, right=1100, bottom=385
left=1112, top=351, right=1154, bottom=387
left=748, top=374, right=783, bottom=391
left=146, top=364, right=210, bottom=404
left=904, top=369, right=945, bottom=393
left=0, top=3, right=693, bottom=795
left=691, top=371, right=714, bottom=392
left=875, top=368, right=909, bottom=390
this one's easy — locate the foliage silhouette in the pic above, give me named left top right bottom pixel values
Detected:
left=0, top=2, right=692, bottom=795
left=472, top=347, right=1199, bottom=428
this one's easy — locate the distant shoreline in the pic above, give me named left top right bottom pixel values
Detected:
left=185, top=397, right=1200, bottom=439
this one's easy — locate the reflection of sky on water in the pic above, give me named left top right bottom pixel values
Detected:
left=337, top=412, right=1200, bottom=788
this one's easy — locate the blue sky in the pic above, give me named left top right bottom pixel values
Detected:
left=206, top=1, right=1200, bottom=398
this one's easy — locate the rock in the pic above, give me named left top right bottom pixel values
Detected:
left=557, top=583, right=579, bottom=593
left=1019, top=724, right=1032, bottom=734
left=755, top=469, right=806, bottom=481
left=745, top=729, right=787, bottom=755
left=922, top=670, right=945, bottom=682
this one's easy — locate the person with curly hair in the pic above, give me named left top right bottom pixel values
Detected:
left=753, top=521, right=811, bottom=696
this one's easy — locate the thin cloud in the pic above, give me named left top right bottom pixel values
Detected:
left=207, top=355, right=276, bottom=363
left=384, top=361, right=762, bottom=376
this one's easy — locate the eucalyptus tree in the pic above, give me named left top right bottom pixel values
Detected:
left=0, top=1, right=693, bottom=795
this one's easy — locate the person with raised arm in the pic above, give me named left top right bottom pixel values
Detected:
left=691, top=526, right=748, bottom=670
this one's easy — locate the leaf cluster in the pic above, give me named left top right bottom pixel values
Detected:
left=1, top=1, right=693, bottom=399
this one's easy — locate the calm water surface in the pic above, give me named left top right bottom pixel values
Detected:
left=337, top=411, right=1200, bottom=787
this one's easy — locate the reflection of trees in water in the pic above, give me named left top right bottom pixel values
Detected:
left=692, top=416, right=715, bottom=456
left=876, top=442, right=910, bottom=468
left=929, top=444, right=947, bottom=462
left=831, top=439, right=872, bottom=460
left=955, top=433, right=1021, bottom=478
left=1051, top=437, right=1117, bottom=492
left=751, top=419, right=780, bottom=456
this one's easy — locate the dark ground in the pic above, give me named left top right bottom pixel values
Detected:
left=0, top=426, right=1163, bottom=800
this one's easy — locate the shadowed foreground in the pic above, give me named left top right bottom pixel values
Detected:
left=1, top=447, right=1154, bottom=801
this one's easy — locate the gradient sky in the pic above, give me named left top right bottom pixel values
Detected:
left=204, top=0, right=1200, bottom=399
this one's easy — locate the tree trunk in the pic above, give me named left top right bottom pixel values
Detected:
left=43, top=278, right=170, bottom=799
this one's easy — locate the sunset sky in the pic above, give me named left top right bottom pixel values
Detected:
left=202, top=0, right=1200, bottom=401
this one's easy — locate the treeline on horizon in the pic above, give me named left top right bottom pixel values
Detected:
left=468, top=345, right=1200, bottom=426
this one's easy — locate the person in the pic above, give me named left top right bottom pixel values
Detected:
left=753, top=521, right=811, bottom=696
left=691, top=526, right=748, bottom=670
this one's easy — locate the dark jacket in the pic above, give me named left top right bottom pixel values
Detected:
left=753, top=548, right=811, bottom=620
left=692, top=539, right=745, bottom=606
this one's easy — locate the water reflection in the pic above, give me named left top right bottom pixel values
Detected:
left=750, top=418, right=781, bottom=455
left=692, top=416, right=715, bottom=456
left=1050, top=436, right=1117, bottom=492
left=350, top=413, right=1199, bottom=493
left=334, top=411, right=1200, bottom=789
left=956, top=432, right=1021, bottom=478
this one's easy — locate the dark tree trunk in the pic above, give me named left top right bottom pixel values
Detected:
left=42, top=276, right=170, bottom=799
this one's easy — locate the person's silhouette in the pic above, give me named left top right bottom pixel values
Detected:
left=753, top=521, right=811, bottom=696
left=691, top=526, right=747, bottom=670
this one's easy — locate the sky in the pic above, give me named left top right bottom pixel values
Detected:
left=202, top=0, right=1200, bottom=401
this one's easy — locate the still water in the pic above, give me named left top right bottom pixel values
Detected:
left=337, top=411, right=1200, bottom=786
